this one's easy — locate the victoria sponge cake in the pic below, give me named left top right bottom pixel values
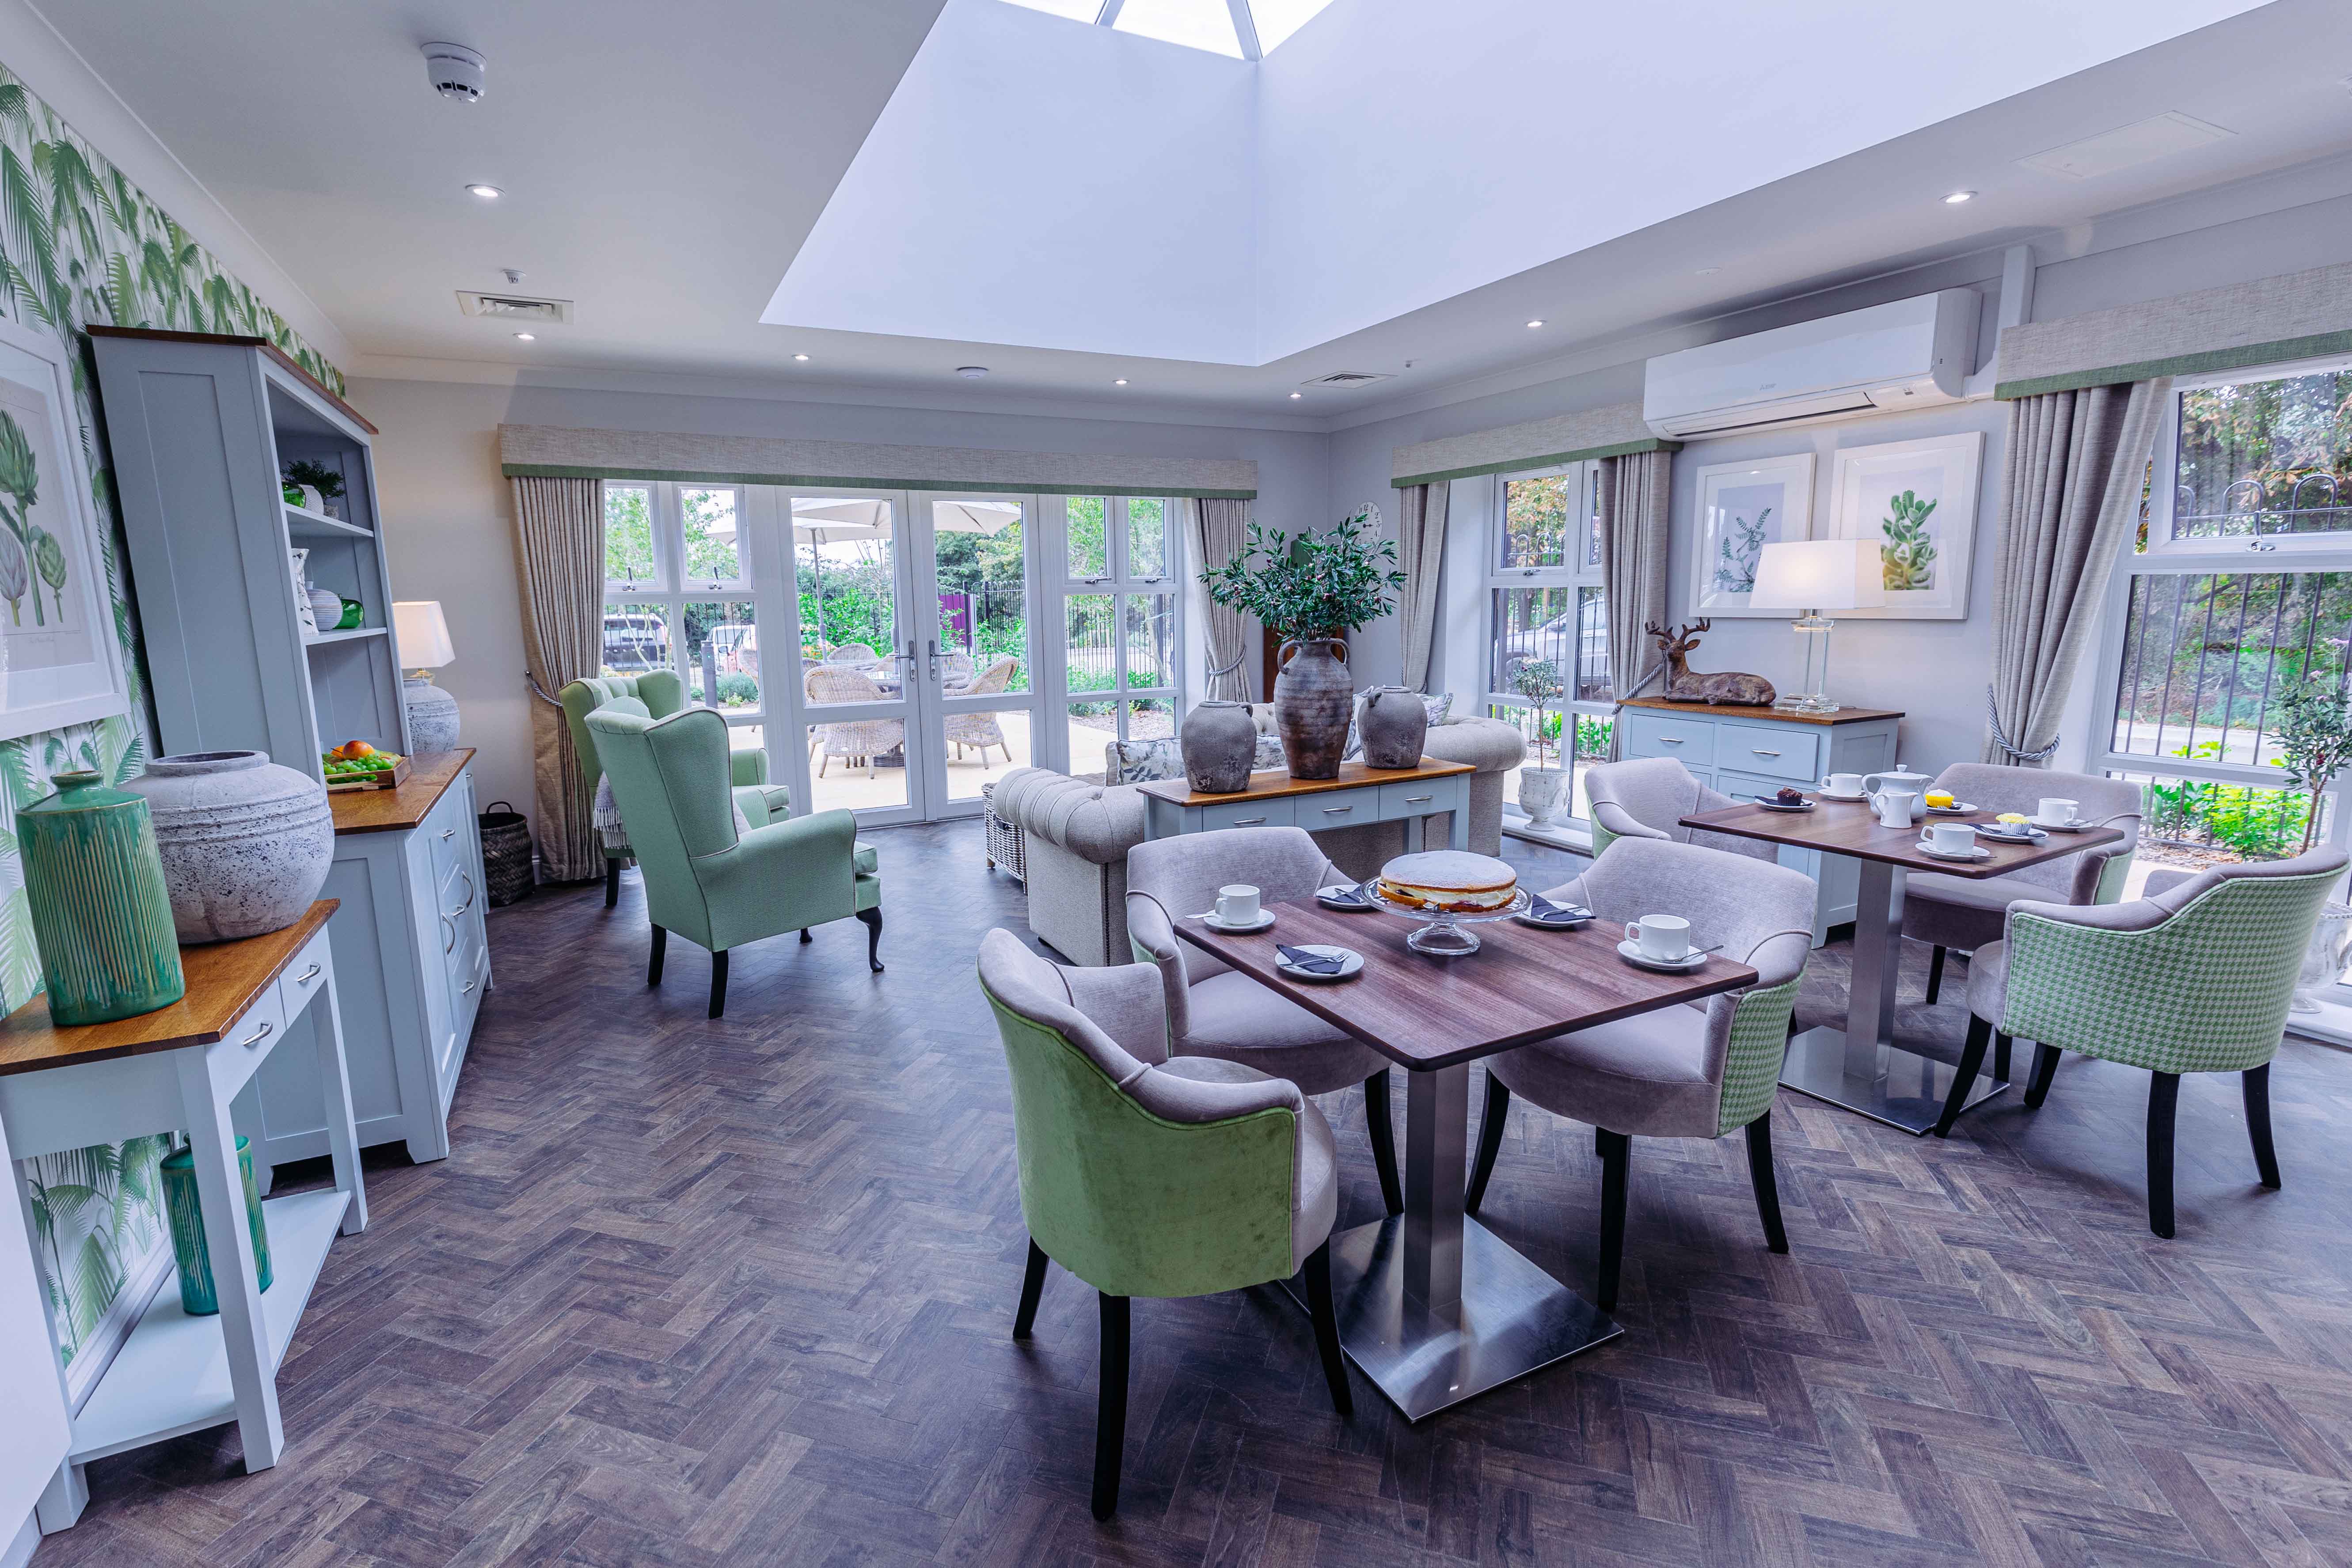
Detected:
left=1376, top=850, right=1518, bottom=912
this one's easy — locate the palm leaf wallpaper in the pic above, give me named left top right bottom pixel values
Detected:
left=0, top=61, right=343, bottom=1367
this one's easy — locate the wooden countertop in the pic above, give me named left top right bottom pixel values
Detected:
left=1137, top=757, right=1473, bottom=809
left=0, top=901, right=337, bottom=1076
left=1620, top=695, right=1904, bottom=726
left=329, top=748, right=474, bottom=835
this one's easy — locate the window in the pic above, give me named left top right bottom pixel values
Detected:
left=599, top=481, right=762, bottom=743
left=996, top=0, right=1341, bottom=58
left=1055, top=496, right=1181, bottom=759
left=2098, top=355, right=2352, bottom=892
left=1482, top=463, right=1611, bottom=830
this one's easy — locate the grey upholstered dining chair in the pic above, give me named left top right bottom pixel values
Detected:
left=1463, top=837, right=1816, bottom=1311
left=977, top=929, right=1349, bottom=1519
left=1935, top=847, right=2345, bottom=1238
left=1907, top=765, right=2141, bottom=1021
left=1125, top=826, right=1404, bottom=1214
left=1584, top=756, right=1779, bottom=862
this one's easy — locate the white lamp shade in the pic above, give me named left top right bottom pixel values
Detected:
left=392, top=600, right=456, bottom=668
left=1748, top=539, right=1885, bottom=611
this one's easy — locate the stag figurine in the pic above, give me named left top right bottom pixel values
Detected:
left=1645, top=619, right=1776, bottom=706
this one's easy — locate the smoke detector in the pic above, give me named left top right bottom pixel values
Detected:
left=423, top=43, right=486, bottom=103
left=1301, top=371, right=1394, bottom=388
left=456, top=290, right=573, bottom=325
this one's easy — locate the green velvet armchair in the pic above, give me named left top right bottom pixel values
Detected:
left=585, top=705, right=881, bottom=1018
left=561, top=672, right=790, bottom=906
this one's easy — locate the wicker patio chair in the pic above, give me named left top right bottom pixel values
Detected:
left=946, top=657, right=1020, bottom=764
left=806, top=664, right=905, bottom=778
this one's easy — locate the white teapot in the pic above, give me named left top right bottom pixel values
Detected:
left=1864, top=766, right=1931, bottom=831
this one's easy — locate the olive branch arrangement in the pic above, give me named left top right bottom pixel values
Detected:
left=1199, top=509, right=1405, bottom=644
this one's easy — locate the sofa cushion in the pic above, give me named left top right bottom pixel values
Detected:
left=1107, top=736, right=1186, bottom=784
left=995, top=767, right=1147, bottom=866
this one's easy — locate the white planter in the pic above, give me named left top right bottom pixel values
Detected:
left=125, top=751, right=334, bottom=943
left=2293, top=900, right=2352, bottom=1014
left=1518, top=765, right=1572, bottom=826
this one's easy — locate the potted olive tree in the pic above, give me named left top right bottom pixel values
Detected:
left=1511, top=659, right=1571, bottom=825
left=1200, top=509, right=1403, bottom=779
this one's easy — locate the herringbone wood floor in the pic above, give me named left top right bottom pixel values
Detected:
left=34, top=825, right=2352, bottom=1567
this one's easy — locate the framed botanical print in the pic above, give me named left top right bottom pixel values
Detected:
left=1691, top=454, right=1815, bottom=616
left=0, top=316, right=132, bottom=739
left=1827, top=431, right=1983, bottom=619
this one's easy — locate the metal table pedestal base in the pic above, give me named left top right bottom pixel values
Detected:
left=1780, top=1025, right=2009, bottom=1135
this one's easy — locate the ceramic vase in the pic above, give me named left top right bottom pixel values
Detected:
left=1274, top=638, right=1353, bottom=781
left=2293, top=900, right=2352, bottom=1014
left=126, top=752, right=334, bottom=943
left=1518, top=766, right=1573, bottom=827
left=405, top=675, right=461, bottom=752
left=19, top=770, right=185, bottom=1025
left=1358, top=686, right=1429, bottom=770
left=1180, top=700, right=1258, bottom=794
left=160, top=1136, right=272, bottom=1316
left=306, top=587, right=342, bottom=630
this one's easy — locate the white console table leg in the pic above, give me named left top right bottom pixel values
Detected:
left=174, top=1050, right=284, bottom=1471
left=313, top=964, right=367, bottom=1235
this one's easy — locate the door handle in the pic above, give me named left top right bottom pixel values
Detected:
left=927, top=638, right=942, bottom=682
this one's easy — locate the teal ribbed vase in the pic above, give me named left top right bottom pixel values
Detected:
left=159, top=1137, right=273, bottom=1315
left=19, top=769, right=185, bottom=1025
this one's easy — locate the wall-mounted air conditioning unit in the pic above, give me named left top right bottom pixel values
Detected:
left=1642, top=289, right=1980, bottom=440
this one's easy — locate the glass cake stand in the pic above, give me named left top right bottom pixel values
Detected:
left=1368, top=884, right=1532, bottom=956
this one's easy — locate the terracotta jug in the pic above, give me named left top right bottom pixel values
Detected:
left=1274, top=638, right=1352, bottom=780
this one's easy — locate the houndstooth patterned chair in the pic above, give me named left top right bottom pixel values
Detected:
left=806, top=664, right=904, bottom=777
left=1937, top=845, right=2347, bottom=1238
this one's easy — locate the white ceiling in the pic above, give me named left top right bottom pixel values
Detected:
left=30, top=0, right=2352, bottom=426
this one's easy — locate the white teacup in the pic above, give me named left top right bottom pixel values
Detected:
left=1927, top=821, right=1977, bottom=856
left=1873, top=789, right=1920, bottom=830
left=1215, top=884, right=1261, bottom=925
left=1624, top=913, right=1692, bottom=961
left=2036, top=797, right=2079, bottom=827
left=1823, top=772, right=1865, bottom=797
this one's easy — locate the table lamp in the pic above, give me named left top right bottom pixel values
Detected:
left=392, top=600, right=460, bottom=752
left=1748, top=539, right=1883, bottom=714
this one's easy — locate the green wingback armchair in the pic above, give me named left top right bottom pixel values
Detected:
left=584, top=705, right=881, bottom=1018
left=561, top=672, right=789, bottom=906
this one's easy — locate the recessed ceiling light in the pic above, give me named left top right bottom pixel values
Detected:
left=513, top=332, right=534, bottom=341
left=1695, top=266, right=1720, bottom=275
left=956, top=365, right=989, bottom=379
left=1113, top=378, right=1128, bottom=385
left=1942, top=189, right=1976, bottom=204
left=1288, top=391, right=1302, bottom=399
left=1526, top=319, right=1545, bottom=329
left=466, top=183, right=502, bottom=199
left=793, top=353, right=809, bottom=361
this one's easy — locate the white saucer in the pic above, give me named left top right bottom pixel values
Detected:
left=2036, top=818, right=2093, bottom=832
left=1754, top=799, right=1814, bottom=812
left=1274, top=944, right=1362, bottom=982
left=1617, top=939, right=1707, bottom=972
left=1817, top=789, right=1867, bottom=802
left=1979, top=824, right=2049, bottom=843
left=1913, top=839, right=1993, bottom=862
left=1516, top=904, right=1592, bottom=929
left=1924, top=801, right=1980, bottom=815
left=1201, top=909, right=1276, bottom=933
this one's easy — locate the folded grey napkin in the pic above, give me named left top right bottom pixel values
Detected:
left=1528, top=894, right=1591, bottom=921
left=1277, top=944, right=1346, bottom=974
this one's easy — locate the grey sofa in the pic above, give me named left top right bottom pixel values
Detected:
left=994, top=713, right=1527, bottom=965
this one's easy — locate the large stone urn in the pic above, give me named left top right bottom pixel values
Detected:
left=126, top=751, right=334, bottom=943
left=1358, top=686, right=1429, bottom=770
left=1274, top=638, right=1353, bottom=780
left=1180, top=699, right=1258, bottom=794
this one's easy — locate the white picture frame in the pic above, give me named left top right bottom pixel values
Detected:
left=0, top=317, right=131, bottom=740
left=1827, top=432, right=1984, bottom=620
left=1691, top=453, right=1816, bottom=617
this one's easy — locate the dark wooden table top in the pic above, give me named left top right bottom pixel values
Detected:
left=1138, top=756, right=1474, bottom=808
left=1174, top=897, right=1757, bottom=1071
left=0, top=901, right=338, bottom=1076
left=329, top=747, right=474, bottom=835
left=1620, top=695, right=1904, bottom=726
left=1680, top=797, right=2127, bottom=879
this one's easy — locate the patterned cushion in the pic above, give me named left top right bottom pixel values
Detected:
left=1106, top=737, right=1186, bottom=784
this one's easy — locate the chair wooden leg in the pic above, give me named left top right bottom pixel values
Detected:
left=1092, top=1293, right=1130, bottom=1520
left=648, top=925, right=667, bottom=986
left=1596, top=1129, right=1630, bottom=1314
left=2024, top=1044, right=2062, bottom=1109
left=1012, top=1238, right=1049, bottom=1339
left=2243, top=1063, right=2281, bottom=1189
left=2147, top=1072, right=2180, bottom=1239
left=1925, top=945, right=1946, bottom=1005
left=1364, top=1071, right=1402, bottom=1216
left=1993, top=1032, right=2012, bottom=1083
left=1466, top=1073, right=1511, bottom=1216
left=1303, top=1240, right=1352, bottom=1417
left=799, top=928, right=811, bottom=943
left=604, top=860, right=621, bottom=908
left=709, top=951, right=729, bottom=1019
left=858, top=906, right=885, bottom=972
left=1744, top=1112, right=1789, bottom=1254
left=1934, top=1015, right=1994, bottom=1138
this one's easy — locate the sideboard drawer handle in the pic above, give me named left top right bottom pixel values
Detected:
left=238, top=1020, right=274, bottom=1049
left=441, top=828, right=456, bottom=840
left=1752, top=748, right=1781, bottom=757
left=1231, top=816, right=1267, bottom=826
left=1658, top=736, right=1683, bottom=744
left=293, top=963, right=323, bottom=986
left=1322, top=805, right=1353, bottom=814
left=1405, top=794, right=1432, bottom=803
left=461, top=979, right=478, bottom=995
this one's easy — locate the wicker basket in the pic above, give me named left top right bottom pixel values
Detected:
left=980, top=780, right=1026, bottom=884
left=478, top=799, right=535, bottom=907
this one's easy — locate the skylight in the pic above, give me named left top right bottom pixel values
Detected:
left=997, top=0, right=1342, bottom=59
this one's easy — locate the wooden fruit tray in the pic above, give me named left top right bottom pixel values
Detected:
left=324, top=756, right=411, bottom=792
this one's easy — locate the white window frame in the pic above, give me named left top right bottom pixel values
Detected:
left=599, top=479, right=765, bottom=745
left=2140, top=349, right=2352, bottom=559
left=1482, top=462, right=1607, bottom=809
left=1043, top=495, right=1185, bottom=769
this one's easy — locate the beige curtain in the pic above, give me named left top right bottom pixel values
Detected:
left=511, top=476, right=605, bottom=881
left=1188, top=497, right=1253, bottom=700
left=1983, top=380, right=2172, bottom=766
left=1394, top=482, right=1448, bottom=691
left=1600, top=450, right=1673, bottom=758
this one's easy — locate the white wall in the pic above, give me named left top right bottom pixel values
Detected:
left=353, top=373, right=1330, bottom=844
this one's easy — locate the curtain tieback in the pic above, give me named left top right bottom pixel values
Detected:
left=1205, top=648, right=1248, bottom=681
left=1984, top=685, right=2060, bottom=763
left=524, top=670, right=567, bottom=708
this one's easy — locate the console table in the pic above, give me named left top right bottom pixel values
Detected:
left=1, top=902, right=365, bottom=1532
left=1139, top=759, right=1473, bottom=851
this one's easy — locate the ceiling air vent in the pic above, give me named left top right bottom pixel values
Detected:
left=1302, top=371, right=1394, bottom=387
left=456, top=290, right=574, bottom=325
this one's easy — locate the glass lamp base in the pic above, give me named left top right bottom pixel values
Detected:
left=1774, top=694, right=1841, bottom=714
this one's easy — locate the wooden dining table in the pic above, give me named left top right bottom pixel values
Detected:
left=1679, top=796, right=2126, bottom=1135
left=1176, top=897, right=1756, bottom=1420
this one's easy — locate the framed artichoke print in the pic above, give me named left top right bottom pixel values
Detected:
left=1827, top=431, right=1983, bottom=620
left=1690, top=453, right=1815, bottom=617
left=0, top=316, right=132, bottom=739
